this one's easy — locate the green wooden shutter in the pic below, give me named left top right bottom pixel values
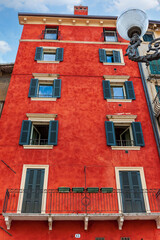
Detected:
left=113, top=50, right=121, bottom=63
left=22, top=169, right=45, bottom=213
left=28, top=79, right=38, bottom=97
left=53, top=79, right=61, bottom=98
left=48, top=120, right=58, bottom=145
left=105, top=121, right=116, bottom=146
left=143, top=34, right=153, bottom=42
left=124, top=81, right=135, bottom=100
left=102, top=80, right=111, bottom=99
left=150, top=59, right=160, bottom=74
left=55, top=48, right=64, bottom=61
left=132, top=122, right=145, bottom=146
left=35, top=47, right=43, bottom=61
left=99, top=49, right=107, bottom=63
left=119, top=171, right=145, bottom=213
left=19, top=120, right=32, bottom=145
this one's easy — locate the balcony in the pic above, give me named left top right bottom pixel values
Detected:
left=153, top=90, right=160, bottom=118
left=3, top=189, right=160, bottom=230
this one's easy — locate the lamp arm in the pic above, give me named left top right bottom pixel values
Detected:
left=125, top=33, right=160, bottom=65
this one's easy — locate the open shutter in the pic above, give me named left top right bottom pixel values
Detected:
left=99, top=49, right=106, bottom=63
left=19, top=120, right=32, bottom=145
left=53, top=79, right=61, bottom=98
left=22, top=169, right=45, bottom=213
left=102, top=80, right=111, bottom=99
left=132, top=122, right=145, bottom=146
left=48, top=120, right=58, bottom=145
left=28, top=79, right=38, bottom=97
left=125, top=81, right=135, bottom=100
left=35, top=47, right=43, bottom=61
left=113, top=50, right=121, bottom=63
left=105, top=121, right=116, bottom=146
left=55, top=48, right=64, bottom=61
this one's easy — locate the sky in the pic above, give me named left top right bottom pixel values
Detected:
left=0, top=0, right=160, bottom=64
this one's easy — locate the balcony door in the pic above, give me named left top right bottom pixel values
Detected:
left=22, top=168, right=44, bottom=213
left=119, top=171, right=145, bottom=213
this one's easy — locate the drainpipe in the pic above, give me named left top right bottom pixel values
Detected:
left=138, top=61, right=160, bottom=157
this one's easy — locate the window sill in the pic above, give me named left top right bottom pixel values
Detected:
left=107, top=99, right=132, bottom=102
left=23, top=145, right=53, bottom=149
left=37, top=61, right=60, bottom=64
left=103, top=62, right=125, bottom=66
left=111, top=146, right=140, bottom=151
left=31, top=97, right=57, bottom=101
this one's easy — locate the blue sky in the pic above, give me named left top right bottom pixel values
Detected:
left=0, top=0, right=160, bottom=64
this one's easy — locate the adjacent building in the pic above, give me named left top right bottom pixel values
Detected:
left=0, top=6, right=160, bottom=240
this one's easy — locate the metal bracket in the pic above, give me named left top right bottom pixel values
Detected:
left=117, top=216, right=124, bottom=230
left=84, top=216, right=89, bottom=231
left=4, top=216, right=11, bottom=230
left=48, top=216, right=53, bottom=230
left=156, top=216, right=160, bottom=229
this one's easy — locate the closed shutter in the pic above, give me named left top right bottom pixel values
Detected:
left=143, top=34, right=153, bottom=42
left=150, top=59, right=160, bottom=74
left=132, top=122, right=145, bottom=146
left=119, top=171, right=145, bottom=213
left=53, top=79, right=61, bottom=98
left=19, top=120, right=32, bottom=145
left=22, top=169, right=45, bottom=213
left=102, top=80, right=111, bottom=99
left=113, top=50, right=121, bottom=63
left=48, top=120, right=58, bottom=145
left=99, top=49, right=107, bottom=63
left=55, top=48, right=64, bottom=61
left=28, top=79, right=38, bottom=97
left=35, top=47, right=43, bottom=61
left=124, top=81, right=135, bottom=100
left=105, top=121, right=116, bottom=146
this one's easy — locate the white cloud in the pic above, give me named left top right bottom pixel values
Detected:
left=0, top=0, right=82, bottom=12
left=109, top=0, right=159, bottom=12
left=0, top=41, right=11, bottom=54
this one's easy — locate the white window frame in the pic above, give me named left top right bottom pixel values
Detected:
left=103, top=48, right=125, bottom=66
left=37, top=47, right=60, bottom=64
left=103, top=75, right=132, bottom=102
left=31, top=73, right=59, bottom=101
left=104, top=30, right=117, bottom=42
left=115, top=167, right=150, bottom=214
left=17, top=164, right=49, bottom=214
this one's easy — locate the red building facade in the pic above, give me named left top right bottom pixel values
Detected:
left=0, top=6, right=160, bottom=240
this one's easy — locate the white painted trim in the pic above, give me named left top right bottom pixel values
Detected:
left=37, top=61, right=60, bottom=64
left=103, top=75, right=130, bottom=80
left=17, top=165, right=49, bottom=214
left=103, top=62, right=125, bottom=66
left=23, top=145, right=53, bottom=149
left=32, top=73, right=59, bottom=79
left=26, top=113, right=57, bottom=122
left=115, top=167, right=150, bottom=214
left=41, top=46, right=60, bottom=50
left=106, top=115, right=137, bottom=123
left=107, top=99, right=132, bottom=103
left=31, top=97, right=57, bottom=101
left=19, top=39, right=129, bottom=45
left=111, top=146, right=140, bottom=150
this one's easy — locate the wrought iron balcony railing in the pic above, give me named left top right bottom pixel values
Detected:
left=153, top=90, right=160, bottom=117
left=116, top=140, right=135, bottom=146
left=3, top=188, right=160, bottom=214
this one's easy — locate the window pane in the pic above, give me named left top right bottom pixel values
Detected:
left=39, top=85, right=53, bottom=97
left=43, top=53, right=56, bottom=61
left=105, top=31, right=117, bottom=42
left=106, top=55, right=113, bottom=63
left=111, top=86, right=124, bottom=99
left=45, top=29, right=57, bottom=40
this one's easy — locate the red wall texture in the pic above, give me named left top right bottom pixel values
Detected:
left=0, top=23, right=159, bottom=239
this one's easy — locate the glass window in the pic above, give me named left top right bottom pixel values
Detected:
left=143, top=33, right=154, bottom=42
left=106, top=54, right=113, bottom=63
left=31, top=124, right=49, bottom=145
left=38, top=84, right=53, bottom=98
left=43, top=52, right=56, bottom=61
left=45, top=28, right=58, bottom=40
left=111, top=86, right=124, bottom=99
left=115, top=126, right=133, bottom=146
left=104, top=30, right=117, bottom=42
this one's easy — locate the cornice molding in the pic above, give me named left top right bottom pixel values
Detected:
left=26, top=113, right=57, bottom=122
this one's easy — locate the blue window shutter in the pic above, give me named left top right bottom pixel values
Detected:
left=132, top=122, right=145, bottom=146
left=149, top=59, right=160, bottom=74
left=35, top=47, right=43, bottom=61
left=102, top=80, right=111, bottom=99
left=19, top=120, right=32, bottom=145
left=105, top=121, right=116, bottom=146
left=99, top=49, right=107, bottom=63
left=28, top=79, right=38, bottom=97
left=48, top=120, right=58, bottom=145
left=143, top=34, right=153, bottom=42
left=113, top=50, right=121, bottom=63
left=22, top=169, right=45, bottom=213
left=125, top=81, right=135, bottom=100
left=53, top=79, right=61, bottom=98
left=55, top=48, right=64, bottom=61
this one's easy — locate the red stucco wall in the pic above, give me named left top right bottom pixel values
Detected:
left=0, top=23, right=159, bottom=239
